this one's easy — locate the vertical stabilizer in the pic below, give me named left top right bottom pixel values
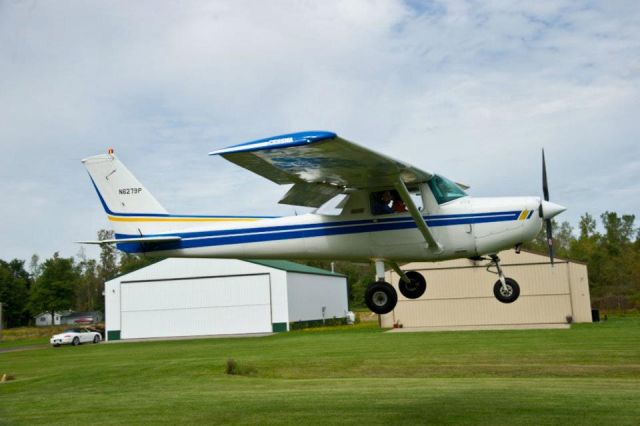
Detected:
left=82, top=153, right=168, bottom=235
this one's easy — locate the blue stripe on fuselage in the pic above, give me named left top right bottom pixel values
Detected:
left=115, top=211, right=520, bottom=253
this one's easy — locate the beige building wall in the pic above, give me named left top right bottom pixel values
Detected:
left=381, top=250, right=591, bottom=329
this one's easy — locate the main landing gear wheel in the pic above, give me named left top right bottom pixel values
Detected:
left=493, top=278, right=520, bottom=304
left=398, top=271, right=427, bottom=299
left=365, top=281, right=398, bottom=315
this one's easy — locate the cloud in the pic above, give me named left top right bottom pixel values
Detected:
left=0, top=0, right=639, bottom=260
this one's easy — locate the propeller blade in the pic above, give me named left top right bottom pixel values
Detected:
left=545, top=218, right=554, bottom=266
left=542, top=148, right=549, bottom=201
left=542, top=149, right=555, bottom=266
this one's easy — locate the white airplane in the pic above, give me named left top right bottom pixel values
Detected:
left=81, top=131, right=566, bottom=314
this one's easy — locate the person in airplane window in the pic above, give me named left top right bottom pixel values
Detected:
left=391, top=191, right=407, bottom=213
left=372, top=191, right=393, bottom=214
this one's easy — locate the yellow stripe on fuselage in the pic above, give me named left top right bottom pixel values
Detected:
left=518, top=210, right=529, bottom=221
left=108, top=216, right=264, bottom=223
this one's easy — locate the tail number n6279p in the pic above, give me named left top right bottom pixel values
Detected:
left=118, top=187, right=142, bottom=195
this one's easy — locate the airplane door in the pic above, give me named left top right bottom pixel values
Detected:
left=368, top=187, right=434, bottom=259
left=421, top=184, right=477, bottom=258
left=435, top=197, right=477, bottom=258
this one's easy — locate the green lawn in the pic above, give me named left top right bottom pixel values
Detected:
left=1, top=317, right=639, bottom=425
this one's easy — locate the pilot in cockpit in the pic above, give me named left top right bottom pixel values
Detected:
left=372, top=190, right=408, bottom=215
left=372, top=190, right=393, bottom=214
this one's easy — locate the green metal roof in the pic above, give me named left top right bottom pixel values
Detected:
left=247, top=260, right=345, bottom=277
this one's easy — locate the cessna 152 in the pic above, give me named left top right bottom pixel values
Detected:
left=81, top=131, right=566, bottom=314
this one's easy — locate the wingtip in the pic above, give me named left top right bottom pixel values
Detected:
left=209, top=130, right=337, bottom=156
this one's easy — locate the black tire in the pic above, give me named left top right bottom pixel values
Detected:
left=53, top=344, right=60, bottom=348
left=398, top=271, right=427, bottom=299
left=365, top=281, right=398, bottom=315
left=493, top=278, right=520, bottom=304
left=72, top=337, right=80, bottom=346
left=93, top=335, right=100, bottom=344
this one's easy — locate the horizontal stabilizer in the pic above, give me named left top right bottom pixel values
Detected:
left=76, top=236, right=182, bottom=245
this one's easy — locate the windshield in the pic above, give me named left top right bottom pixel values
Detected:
left=428, top=175, right=467, bottom=204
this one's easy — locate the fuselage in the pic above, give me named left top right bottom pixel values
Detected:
left=114, top=186, right=543, bottom=263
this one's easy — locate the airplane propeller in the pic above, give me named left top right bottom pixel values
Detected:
left=540, top=149, right=566, bottom=266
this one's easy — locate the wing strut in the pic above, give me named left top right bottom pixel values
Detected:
left=393, top=179, right=442, bottom=252
left=389, top=261, right=411, bottom=284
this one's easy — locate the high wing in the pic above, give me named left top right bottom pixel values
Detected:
left=209, top=131, right=434, bottom=207
left=210, top=131, right=443, bottom=250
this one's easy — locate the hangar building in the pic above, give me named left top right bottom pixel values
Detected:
left=381, top=250, right=591, bottom=330
left=104, top=258, right=348, bottom=341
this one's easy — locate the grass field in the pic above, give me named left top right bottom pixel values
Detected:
left=1, top=317, right=639, bottom=425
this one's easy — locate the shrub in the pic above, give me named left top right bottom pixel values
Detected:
left=224, top=358, right=256, bottom=376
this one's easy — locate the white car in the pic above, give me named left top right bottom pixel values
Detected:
left=50, top=328, right=101, bottom=347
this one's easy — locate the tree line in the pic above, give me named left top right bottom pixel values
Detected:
left=0, top=231, right=157, bottom=328
left=523, top=211, right=640, bottom=311
left=1, top=211, right=639, bottom=328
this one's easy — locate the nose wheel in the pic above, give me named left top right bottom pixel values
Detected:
left=493, top=277, right=520, bottom=303
left=488, top=255, right=520, bottom=304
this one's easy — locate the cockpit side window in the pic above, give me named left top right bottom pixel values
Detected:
left=428, top=175, right=467, bottom=204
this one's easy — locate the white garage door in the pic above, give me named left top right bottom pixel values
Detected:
left=120, top=274, right=272, bottom=339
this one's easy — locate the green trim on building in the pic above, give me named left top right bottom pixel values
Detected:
left=290, top=317, right=348, bottom=330
left=272, top=322, right=288, bottom=332
left=248, top=259, right=346, bottom=277
left=107, top=330, right=121, bottom=341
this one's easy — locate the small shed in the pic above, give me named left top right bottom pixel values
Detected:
left=381, top=250, right=591, bottom=330
left=104, top=258, right=348, bottom=341
left=34, top=311, right=71, bottom=327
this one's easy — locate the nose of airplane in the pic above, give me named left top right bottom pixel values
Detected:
left=541, top=200, right=566, bottom=219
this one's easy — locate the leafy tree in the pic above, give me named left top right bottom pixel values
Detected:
left=92, top=229, right=119, bottom=312
left=578, top=213, right=597, bottom=239
left=522, top=219, right=573, bottom=258
left=567, top=212, right=639, bottom=311
left=0, top=259, right=31, bottom=327
left=76, top=248, right=103, bottom=311
left=98, top=229, right=119, bottom=281
left=29, top=253, right=80, bottom=323
left=29, top=254, right=42, bottom=281
left=119, top=253, right=159, bottom=275
left=601, top=212, right=636, bottom=254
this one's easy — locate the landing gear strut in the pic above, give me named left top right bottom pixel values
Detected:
left=364, top=261, right=398, bottom=314
left=389, top=262, right=426, bottom=299
left=488, top=254, right=520, bottom=304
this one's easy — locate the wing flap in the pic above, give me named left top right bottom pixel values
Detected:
left=278, top=182, right=344, bottom=207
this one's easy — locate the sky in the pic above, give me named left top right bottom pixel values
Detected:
left=1, top=0, right=639, bottom=262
